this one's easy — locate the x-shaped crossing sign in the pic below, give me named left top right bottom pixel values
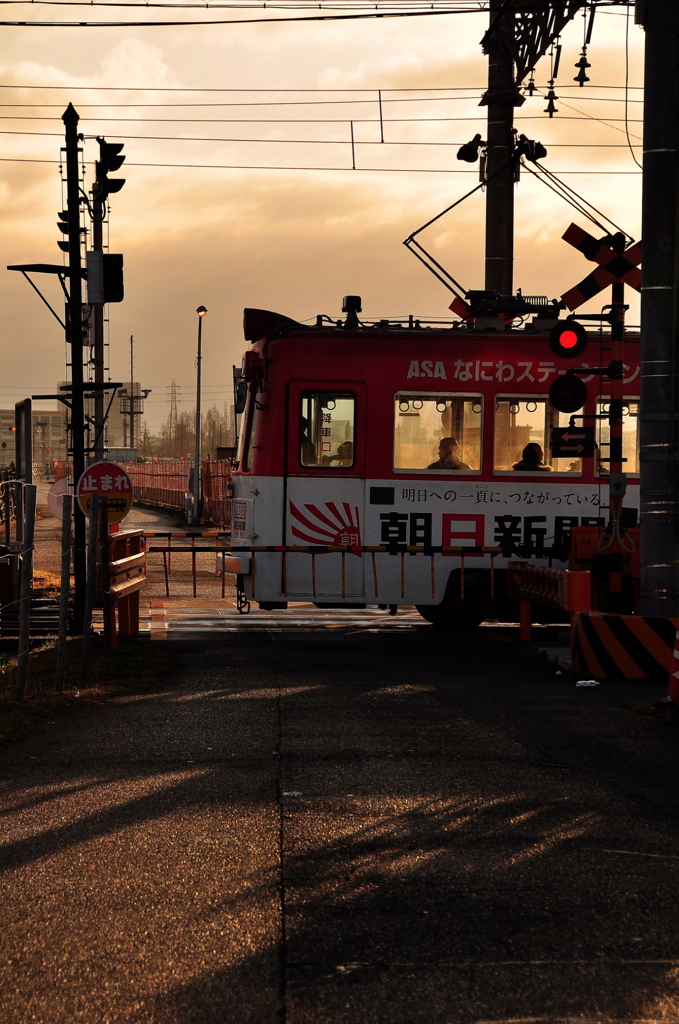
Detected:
left=561, top=223, right=642, bottom=311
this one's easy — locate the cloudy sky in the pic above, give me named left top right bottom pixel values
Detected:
left=0, top=1, right=644, bottom=433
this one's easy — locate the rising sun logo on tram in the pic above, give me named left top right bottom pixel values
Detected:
left=289, top=501, right=362, bottom=547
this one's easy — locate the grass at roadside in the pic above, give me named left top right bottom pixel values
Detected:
left=0, top=637, right=175, bottom=745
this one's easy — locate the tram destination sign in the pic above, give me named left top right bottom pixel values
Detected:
left=550, top=426, right=595, bottom=459
left=76, top=460, right=134, bottom=523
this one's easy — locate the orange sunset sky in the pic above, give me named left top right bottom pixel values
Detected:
left=0, top=1, right=644, bottom=432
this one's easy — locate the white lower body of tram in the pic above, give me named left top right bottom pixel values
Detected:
left=230, top=476, right=638, bottom=621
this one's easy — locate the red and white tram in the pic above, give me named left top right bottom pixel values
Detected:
left=231, top=301, right=640, bottom=627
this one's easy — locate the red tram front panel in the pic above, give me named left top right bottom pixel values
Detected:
left=232, top=316, right=640, bottom=611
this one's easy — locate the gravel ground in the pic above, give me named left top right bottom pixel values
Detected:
left=33, top=482, right=238, bottom=604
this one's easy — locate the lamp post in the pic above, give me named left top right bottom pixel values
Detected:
left=191, top=305, right=208, bottom=524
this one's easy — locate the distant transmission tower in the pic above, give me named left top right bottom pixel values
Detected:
left=169, top=378, right=178, bottom=453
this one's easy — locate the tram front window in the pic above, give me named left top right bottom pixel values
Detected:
left=300, top=392, right=356, bottom=468
left=494, top=398, right=582, bottom=473
left=393, top=394, right=482, bottom=471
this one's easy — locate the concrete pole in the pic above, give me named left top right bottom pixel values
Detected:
left=639, top=0, right=679, bottom=616
left=92, top=194, right=105, bottom=461
left=55, top=492, right=73, bottom=690
left=63, top=104, right=87, bottom=631
left=129, top=335, right=135, bottom=452
left=193, top=308, right=207, bottom=523
left=15, top=484, right=37, bottom=700
left=483, top=0, right=519, bottom=297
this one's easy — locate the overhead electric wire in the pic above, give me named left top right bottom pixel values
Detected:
left=0, top=95, right=645, bottom=109
left=624, top=4, right=643, bottom=169
left=0, top=8, right=484, bottom=25
left=0, top=129, right=642, bottom=146
left=0, top=98, right=491, bottom=107
left=536, top=91, right=642, bottom=141
left=0, top=95, right=492, bottom=107
left=0, top=0, right=631, bottom=8
left=0, top=114, right=644, bottom=123
left=523, top=159, right=634, bottom=238
left=0, top=156, right=642, bottom=173
left=0, top=83, right=645, bottom=91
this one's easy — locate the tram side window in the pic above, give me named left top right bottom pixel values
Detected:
left=596, top=399, right=639, bottom=474
left=393, top=394, right=482, bottom=471
left=493, top=398, right=582, bottom=472
left=300, top=392, right=356, bottom=468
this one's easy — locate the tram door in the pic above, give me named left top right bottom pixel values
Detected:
left=285, top=382, right=366, bottom=599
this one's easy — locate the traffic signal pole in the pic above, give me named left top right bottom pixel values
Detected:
left=639, top=1, right=679, bottom=616
left=63, top=103, right=87, bottom=630
left=483, top=0, right=520, bottom=297
left=90, top=137, right=125, bottom=460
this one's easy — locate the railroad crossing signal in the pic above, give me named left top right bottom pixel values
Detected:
left=76, top=460, right=133, bottom=523
left=550, top=425, right=595, bottom=459
left=561, top=223, right=642, bottom=311
left=549, top=319, right=588, bottom=358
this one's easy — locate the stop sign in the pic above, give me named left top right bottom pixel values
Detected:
left=76, top=460, right=134, bottom=523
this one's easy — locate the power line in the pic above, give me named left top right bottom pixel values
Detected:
left=0, top=156, right=643, bottom=173
left=0, top=114, right=644, bottom=123
left=0, top=0, right=630, bottom=8
left=0, top=130, right=643, bottom=146
left=624, top=4, right=643, bottom=169
left=0, top=83, right=645, bottom=92
left=0, top=8, right=491, bottom=26
left=0, top=98, right=500, bottom=108
left=0, top=95, right=496, bottom=108
left=0, top=95, right=645, bottom=109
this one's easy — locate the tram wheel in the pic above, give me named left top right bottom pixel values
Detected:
left=415, top=603, right=484, bottom=631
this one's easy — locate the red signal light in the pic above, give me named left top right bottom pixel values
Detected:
left=549, top=373, right=588, bottom=413
left=549, top=320, right=588, bottom=358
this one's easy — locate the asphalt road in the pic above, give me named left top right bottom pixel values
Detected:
left=1, top=627, right=678, bottom=1023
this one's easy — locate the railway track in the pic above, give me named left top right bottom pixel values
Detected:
left=138, top=602, right=429, bottom=634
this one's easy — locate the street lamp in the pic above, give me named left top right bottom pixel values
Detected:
left=190, top=305, right=208, bottom=524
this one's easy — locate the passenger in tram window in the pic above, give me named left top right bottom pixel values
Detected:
left=427, top=437, right=471, bottom=471
left=336, top=441, right=354, bottom=466
left=321, top=440, right=354, bottom=467
left=512, top=442, right=553, bottom=472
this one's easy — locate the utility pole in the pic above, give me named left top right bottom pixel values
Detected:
left=129, top=334, right=135, bottom=451
left=169, top=379, right=178, bottom=456
left=191, top=307, right=208, bottom=524
left=91, top=173, right=105, bottom=461
left=639, top=0, right=679, bottom=616
left=63, top=103, right=87, bottom=631
left=482, top=0, right=521, bottom=297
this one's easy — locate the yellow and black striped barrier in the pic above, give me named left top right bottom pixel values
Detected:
left=572, top=612, right=679, bottom=680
